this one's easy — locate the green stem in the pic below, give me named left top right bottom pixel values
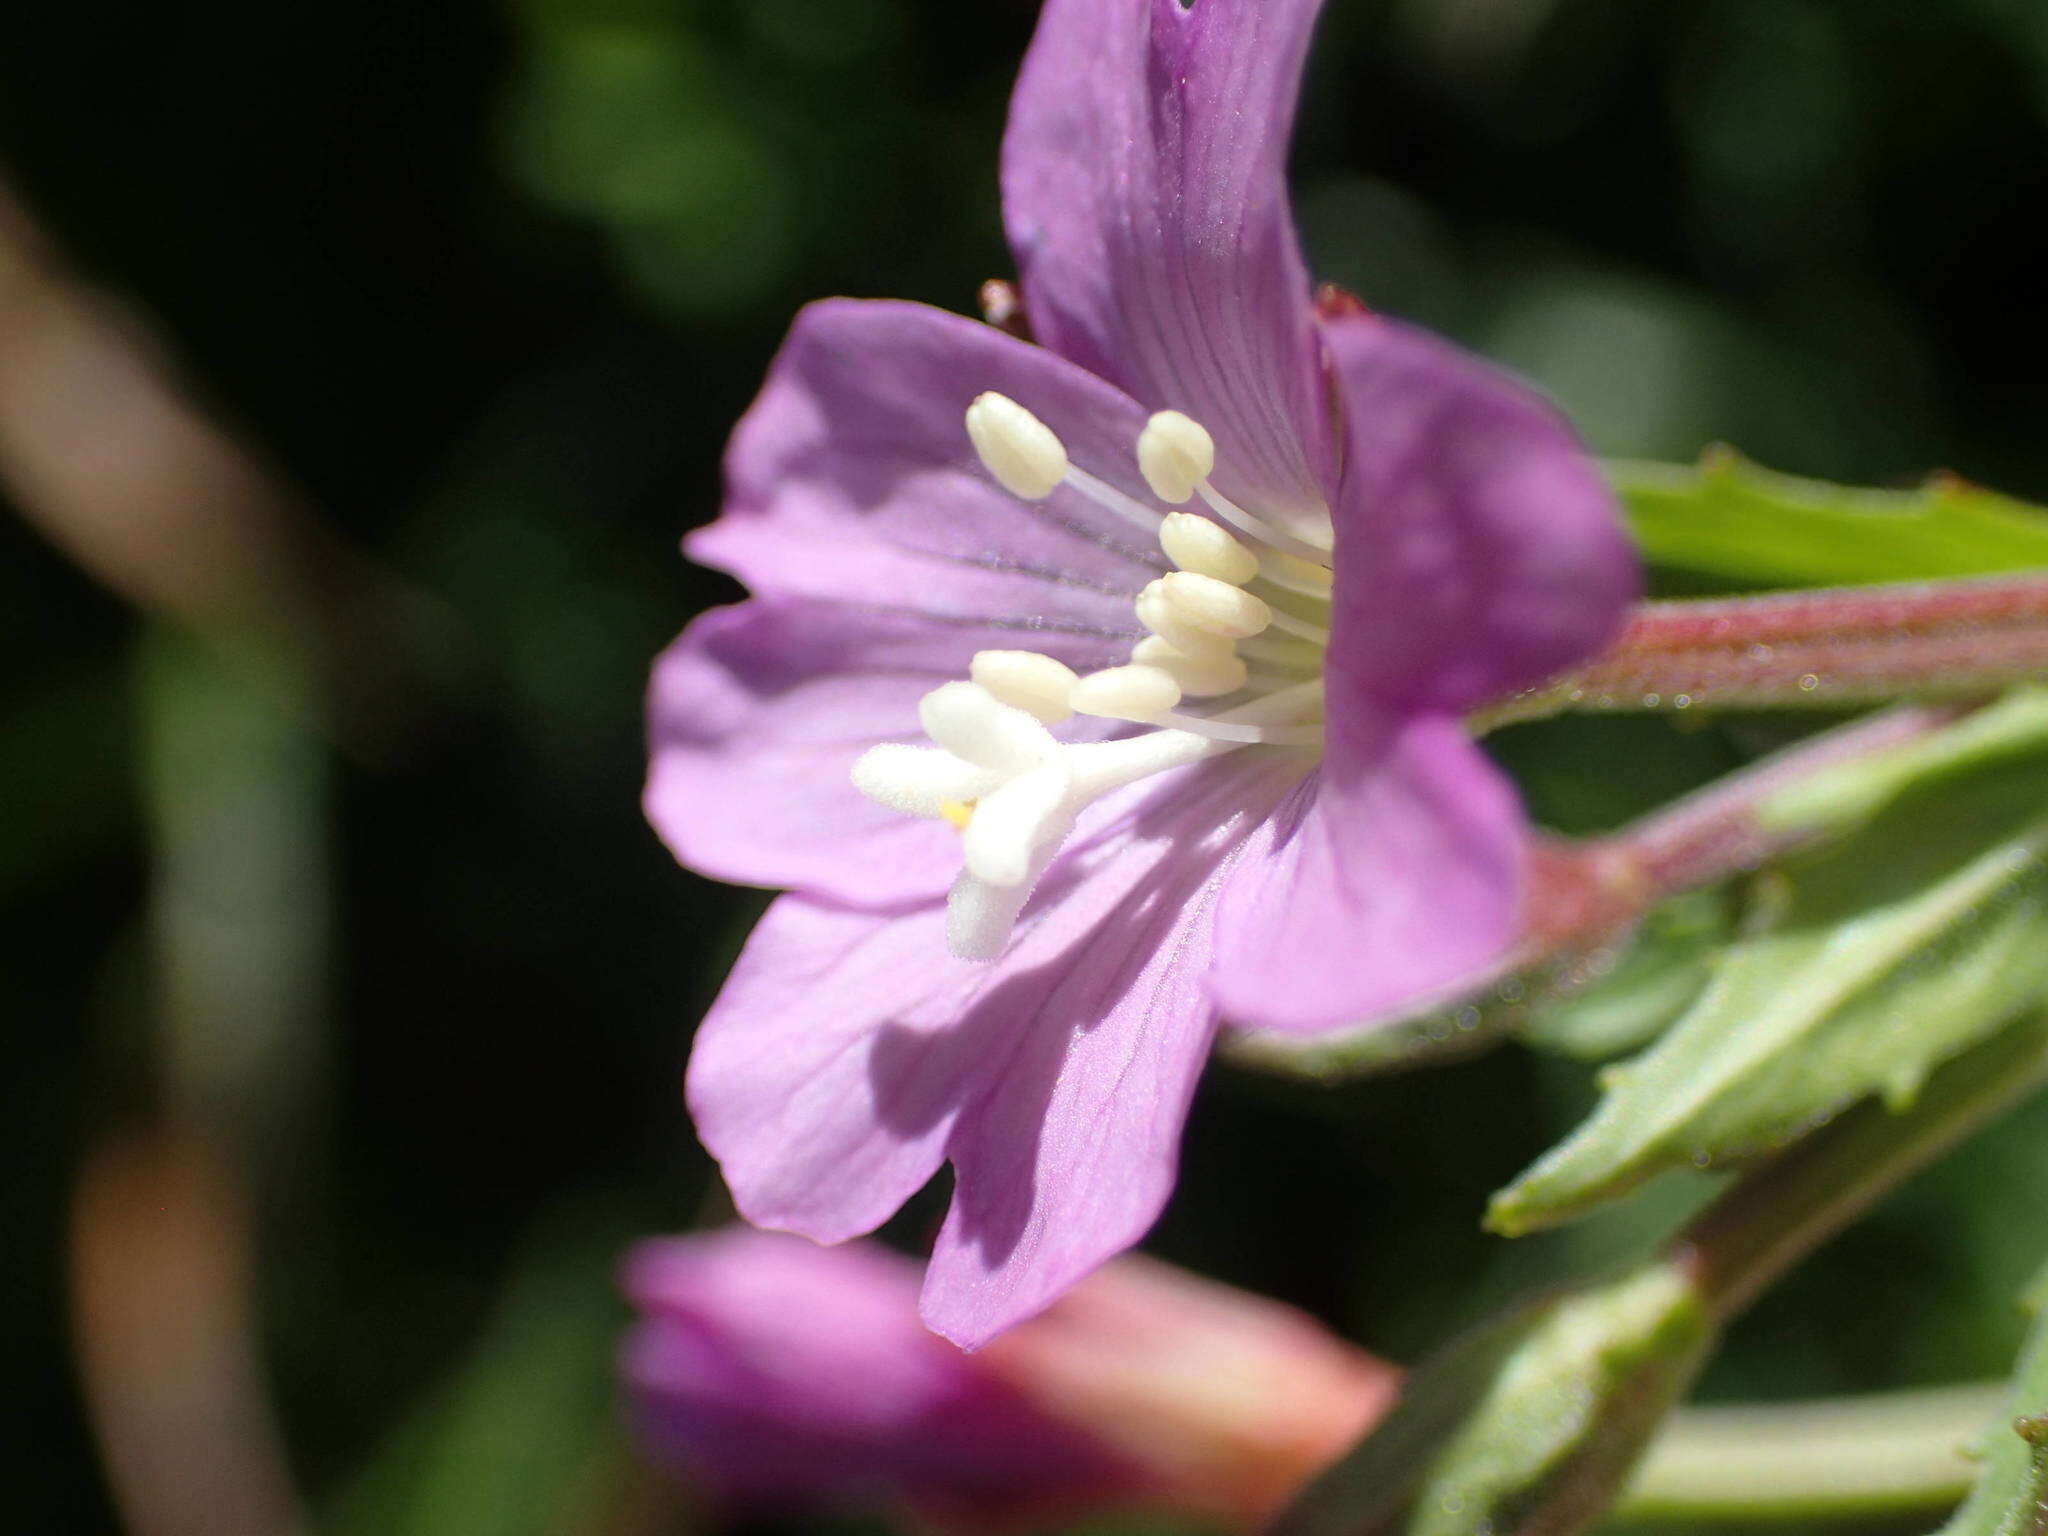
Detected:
left=1586, top=1016, right=2048, bottom=1528
left=1620, top=1384, right=2003, bottom=1522
left=1540, top=1017, right=2048, bottom=1534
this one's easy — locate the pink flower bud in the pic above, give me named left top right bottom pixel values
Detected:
left=978, top=1254, right=1400, bottom=1527
left=620, top=1230, right=1398, bottom=1530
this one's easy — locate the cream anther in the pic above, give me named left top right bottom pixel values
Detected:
left=918, top=682, right=1055, bottom=774
left=1135, top=580, right=1233, bottom=656
left=1159, top=512, right=1259, bottom=585
left=1158, top=571, right=1272, bottom=639
left=876, top=379, right=1349, bottom=964
left=1136, top=411, right=1216, bottom=504
left=1132, top=634, right=1248, bottom=698
left=1069, top=664, right=1183, bottom=723
left=932, top=679, right=1332, bottom=960
left=850, top=743, right=1000, bottom=819
left=969, top=650, right=1077, bottom=724
left=965, top=392, right=1068, bottom=500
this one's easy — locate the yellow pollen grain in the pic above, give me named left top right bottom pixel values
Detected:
left=938, top=799, right=976, bottom=831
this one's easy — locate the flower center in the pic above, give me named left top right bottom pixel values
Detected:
left=852, top=397, right=1334, bottom=960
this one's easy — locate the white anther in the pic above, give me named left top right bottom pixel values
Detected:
left=1159, top=571, right=1272, bottom=639
left=1158, top=512, right=1259, bottom=585
left=850, top=743, right=1000, bottom=819
left=918, top=682, right=1056, bottom=774
left=1134, top=580, right=1236, bottom=656
left=1136, top=411, right=1216, bottom=504
left=1132, top=634, right=1249, bottom=698
left=969, top=650, right=1077, bottom=724
left=966, top=392, right=1068, bottom=500
left=1069, top=663, right=1183, bottom=723
left=961, top=763, right=1073, bottom=888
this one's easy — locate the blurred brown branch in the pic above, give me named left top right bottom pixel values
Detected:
left=0, top=170, right=449, bottom=755
left=69, top=1129, right=309, bottom=1536
left=2, top=167, right=385, bottom=1536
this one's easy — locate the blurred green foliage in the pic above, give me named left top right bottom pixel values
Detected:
left=5, top=1, right=2048, bottom=1533
left=1613, top=454, right=2048, bottom=588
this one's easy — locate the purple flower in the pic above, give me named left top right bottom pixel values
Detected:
left=620, top=1230, right=1133, bottom=1522
left=647, top=0, right=1638, bottom=1346
left=620, top=1229, right=1400, bottom=1527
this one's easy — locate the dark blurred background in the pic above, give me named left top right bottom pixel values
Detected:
left=7, top=1, right=2048, bottom=1531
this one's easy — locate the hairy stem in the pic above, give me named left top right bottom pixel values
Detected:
left=1269, top=1022, right=2048, bottom=1536
left=1560, top=1016, right=2048, bottom=1534
left=1515, top=702, right=1972, bottom=961
left=1585, top=1021, right=2048, bottom=1527
left=1483, top=572, right=2048, bottom=728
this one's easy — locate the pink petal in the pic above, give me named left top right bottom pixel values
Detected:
left=697, top=297, right=1166, bottom=631
left=1208, top=709, right=1525, bottom=1034
left=652, top=296, right=1186, bottom=905
left=918, top=759, right=1300, bottom=1348
left=686, top=758, right=1301, bottom=1338
left=685, top=892, right=983, bottom=1246
left=648, top=600, right=980, bottom=904
left=1002, top=0, right=1336, bottom=525
left=1321, top=315, right=1641, bottom=714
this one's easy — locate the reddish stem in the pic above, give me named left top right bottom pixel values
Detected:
left=1618, top=574, right=2048, bottom=649
left=1516, top=702, right=1973, bottom=961
left=1496, top=572, right=2048, bottom=722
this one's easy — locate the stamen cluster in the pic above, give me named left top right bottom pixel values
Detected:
left=853, top=395, right=1337, bottom=959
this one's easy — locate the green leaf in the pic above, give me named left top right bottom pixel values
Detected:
left=1762, top=689, right=2048, bottom=841
left=1491, top=757, right=2048, bottom=1237
left=1275, top=1264, right=1710, bottom=1536
left=1407, top=1264, right=1710, bottom=1536
left=1272, top=1296, right=1568, bottom=1536
left=1611, top=450, right=2048, bottom=587
left=1934, top=1303, right=2048, bottom=1536
left=1519, top=890, right=1733, bottom=1063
